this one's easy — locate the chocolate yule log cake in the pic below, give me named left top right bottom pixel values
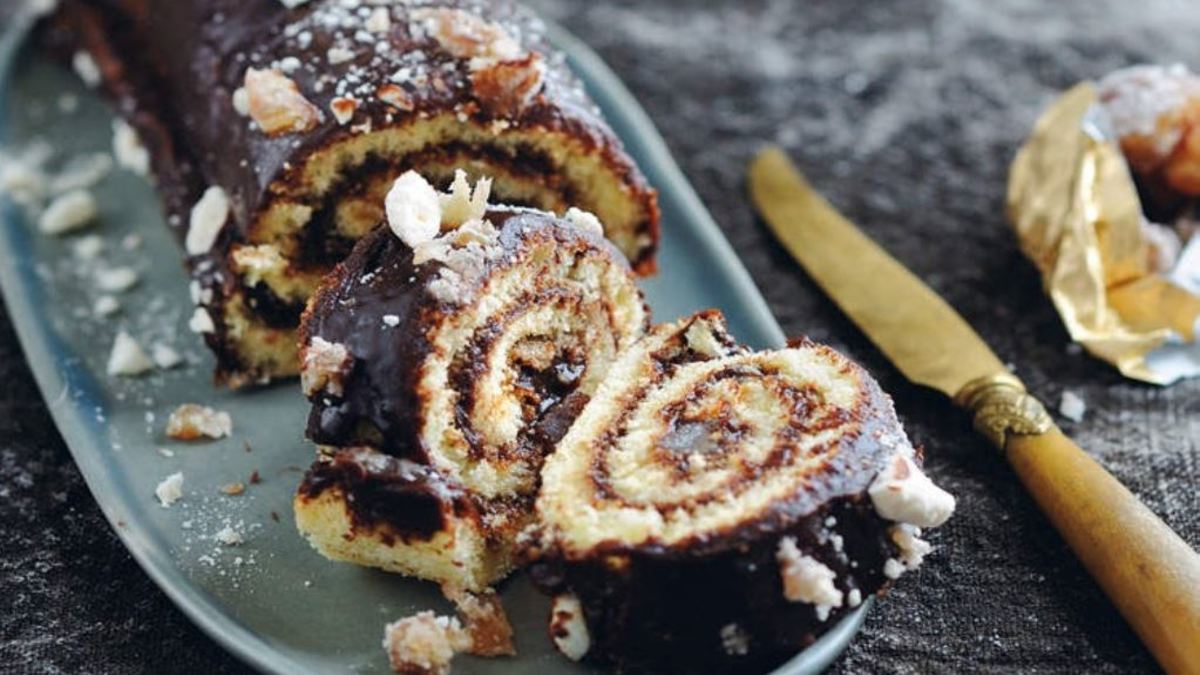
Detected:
left=523, top=312, right=957, bottom=673
left=48, top=0, right=660, bottom=386
left=294, top=171, right=648, bottom=591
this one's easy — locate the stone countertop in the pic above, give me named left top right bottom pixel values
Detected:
left=2, top=0, right=1197, bottom=672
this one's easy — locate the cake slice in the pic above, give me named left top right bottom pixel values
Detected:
left=49, top=0, right=660, bottom=386
left=524, top=311, right=957, bottom=673
left=294, top=171, right=648, bottom=591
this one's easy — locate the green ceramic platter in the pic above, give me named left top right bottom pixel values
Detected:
left=0, top=13, right=868, bottom=675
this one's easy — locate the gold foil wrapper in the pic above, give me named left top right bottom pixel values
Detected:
left=1008, top=83, right=1200, bottom=384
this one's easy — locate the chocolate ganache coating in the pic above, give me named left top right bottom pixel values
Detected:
left=45, top=0, right=660, bottom=385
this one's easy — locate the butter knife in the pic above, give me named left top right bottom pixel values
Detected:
left=749, top=146, right=1200, bottom=674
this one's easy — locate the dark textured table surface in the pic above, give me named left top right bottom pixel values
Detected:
left=4, top=0, right=1199, bottom=673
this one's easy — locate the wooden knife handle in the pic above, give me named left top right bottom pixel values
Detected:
left=1007, top=428, right=1200, bottom=674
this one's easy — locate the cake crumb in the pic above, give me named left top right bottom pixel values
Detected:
left=382, top=612, right=470, bottom=675
left=442, top=585, right=516, bottom=657
left=220, top=482, right=246, bottom=496
left=107, top=331, right=154, bottom=376
left=1059, top=390, right=1086, bottom=423
left=38, top=189, right=97, bottom=234
left=166, top=404, right=232, bottom=440
left=155, top=471, right=184, bottom=507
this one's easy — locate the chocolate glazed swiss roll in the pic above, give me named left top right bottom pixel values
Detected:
left=294, top=172, right=648, bottom=591
left=49, top=0, right=660, bottom=386
left=524, top=312, right=957, bottom=673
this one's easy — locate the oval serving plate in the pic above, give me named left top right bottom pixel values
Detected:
left=0, top=12, right=867, bottom=675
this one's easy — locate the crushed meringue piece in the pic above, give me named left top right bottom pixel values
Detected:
left=382, top=314, right=400, bottom=327
left=72, top=234, right=105, bottom=259
left=107, top=331, right=154, bottom=376
left=151, top=343, right=183, bottom=369
left=1059, top=390, right=1087, bottom=423
left=93, top=295, right=120, bottom=317
left=186, top=186, right=229, bottom=255
left=847, top=588, right=863, bottom=608
left=215, top=525, right=244, bottom=545
left=166, top=404, right=232, bottom=440
left=95, top=267, right=139, bottom=293
left=277, top=0, right=310, bottom=8
left=365, top=7, right=391, bottom=33
left=385, top=171, right=442, bottom=247
left=72, top=51, right=101, bottom=87
left=549, top=593, right=590, bottom=661
left=38, top=189, right=97, bottom=234
left=564, top=207, right=604, bottom=237
left=867, top=452, right=956, bottom=528
left=382, top=612, right=471, bottom=675
left=890, top=523, right=933, bottom=571
left=155, top=472, right=184, bottom=507
left=111, top=119, right=150, bottom=176
left=777, top=537, right=843, bottom=621
left=189, top=307, right=215, bottom=334
left=301, top=337, right=352, bottom=397
left=243, top=68, right=321, bottom=135
left=49, top=153, right=112, bottom=194
left=439, top=169, right=490, bottom=227
left=231, top=87, right=250, bottom=116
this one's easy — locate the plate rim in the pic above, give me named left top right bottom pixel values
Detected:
left=0, top=14, right=865, bottom=675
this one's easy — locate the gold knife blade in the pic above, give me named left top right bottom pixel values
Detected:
left=749, top=146, right=1006, bottom=398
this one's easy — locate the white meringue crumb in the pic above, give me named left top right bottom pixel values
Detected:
left=189, top=307, right=216, bottom=334
left=868, top=452, right=956, bottom=529
left=38, top=189, right=97, bottom=234
left=72, top=234, right=105, bottom=259
left=112, top=119, right=150, bottom=176
left=382, top=314, right=400, bottom=327
left=1059, top=390, right=1086, bottom=423
left=72, top=51, right=101, bottom=87
left=186, top=186, right=230, bottom=255
left=107, top=331, right=153, bottom=376
left=215, top=525, right=244, bottom=546
left=95, top=266, right=139, bottom=293
left=93, top=295, right=120, bottom=317
left=564, top=207, right=604, bottom=237
left=155, top=472, right=184, bottom=507
left=151, top=343, right=183, bottom=369
left=385, top=171, right=441, bottom=247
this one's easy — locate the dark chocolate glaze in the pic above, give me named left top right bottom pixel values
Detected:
left=524, top=314, right=916, bottom=673
left=300, top=207, right=637, bottom=460
left=44, top=0, right=660, bottom=383
left=299, top=446, right=468, bottom=543
left=528, top=497, right=897, bottom=675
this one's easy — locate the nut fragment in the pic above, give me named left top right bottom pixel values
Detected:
left=301, top=337, right=353, bottom=397
left=377, top=83, right=415, bottom=111
left=243, top=67, right=321, bottom=136
left=417, top=8, right=522, bottom=63
left=330, top=96, right=358, bottom=125
left=382, top=612, right=470, bottom=675
left=469, top=53, right=545, bottom=117
left=166, top=403, right=232, bottom=440
left=220, top=482, right=246, bottom=496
